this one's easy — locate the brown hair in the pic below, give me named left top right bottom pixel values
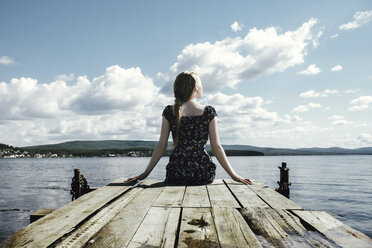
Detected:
left=172, top=72, right=197, bottom=147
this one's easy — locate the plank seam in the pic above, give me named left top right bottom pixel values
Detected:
left=205, top=184, right=213, bottom=209
left=222, top=179, right=244, bottom=209
left=173, top=184, right=187, bottom=247
left=55, top=187, right=144, bottom=248
left=173, top=207, right=183, bottom=248
left=206, top=185, right=223, bottom=247
left=289, top=210, right=350, bottom=248
left=49, top=185, right=135, bottom=247
left=248, top=186, right=276, bottom=210
left=127, top=187, right=168, bottom=246
left=210, top=208, right=223, bottom=247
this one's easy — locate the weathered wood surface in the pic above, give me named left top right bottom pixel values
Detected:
left=224, top=179, right=269, bottom=209
left=207, top=179, right=240, bottom=208
left=247, top=181, right=302, bottom=210
left=126, top=207, right=180, bottom=248
left=178, top=207, right=219, bottom=248
left=5, top=178, right=372, bottom=248
left=213, top=207, right=262, bottom=247
left=59, top=181, right=160, bottom=248
left=6, top=178, right=131, bottom=248
left=30, top=208, right=55, bottom=223
left=182, top=185, right=210, bottom=208
left=293, top=210, right=372, bottom=248
left=153, top=184, right=185, bottom=207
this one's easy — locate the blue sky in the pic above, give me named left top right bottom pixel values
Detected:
left=1, top=0, right=371, bottom=148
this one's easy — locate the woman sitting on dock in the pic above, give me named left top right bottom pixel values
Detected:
left=126, top=72, right=252, bottom=185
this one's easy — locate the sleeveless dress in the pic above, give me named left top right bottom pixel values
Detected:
left=162, top=105, right=217, bottom=185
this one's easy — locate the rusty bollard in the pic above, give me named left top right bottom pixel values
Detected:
left=70, top=168, right=91, bottom=200
left=275, top=162, right=291, bottom=198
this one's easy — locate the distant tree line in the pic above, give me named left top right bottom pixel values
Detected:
left=0, top=143, right=14, bottom=149
left=22, top=146, right=264, bottom=157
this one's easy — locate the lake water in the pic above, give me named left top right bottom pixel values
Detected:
left=0, top=155, right=371, bottom=242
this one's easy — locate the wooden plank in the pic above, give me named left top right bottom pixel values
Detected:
left=30, top=209, right=55, bottom=223
left=212, top=178, right=225, bottom=185
left=293, top=210, right=372, bottom=248
left=224, top=179, right=269, bottom=209
left=153, top=184, right=186, bottom=207
left=58, top=180, right=160, bottom=248
left=248, top=184, right=302, bottom=210
left=84, top=181, right=164, bottom=248
left=240, top=207, right=290, bottom=247
left=213, top=207, right=262, bottom=248
left=265, top=208, right=334, bottom=248
left=207, top=180, right=240, bottom=208
left=275, top=209, right=338, bottom=248
left=178, top=208, right=219, bottom=248
left=182, top=185, right=211, bottom=208
left=126, top=207, right=181, bottom=248
left=6, top=178, right=132, bottom=248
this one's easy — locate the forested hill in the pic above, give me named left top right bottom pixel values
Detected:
left=20, top=140, right=372, bottom=156
left=20, top=140, right=263, bottom=157
left=23, top=140, right=160, bottom=150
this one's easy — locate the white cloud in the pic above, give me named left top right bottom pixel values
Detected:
left=312, top=31, right=323, bottom=48
left=65, top=66, right=158, bottom=114
left=331, top=65, right=343, bottom=72
left=55, top=73, right=75, bottom=82
left=328, top=115, right=344, bottom=120
left=0, top=120, right=50, bottom=146
left=0, top=65, right=161, bottom=119
left=298, top=64, right=321, bottom=76
left=350, top=95, right=372, bottom=105
left=194, top=92, right=307, bottom=144
left=0, top=65, right=177, bottom=146
left=332, top=119, right=353, bottom=126
left=348, top=95, right=372, bottom=111
left=0, top=77, right=66, bottom=119
left=328, top=115, right=352, bottom=125
left=300, top=90, right=321, bottom=98
left=292, top=102, right=322, bottom=113
left=300, top=89, right=338, bottom=98
left=345, top=89, right=360, bottom=94
left=201, top=93, right=279, bottom=123
left=330, top=34, right=339, bottom=39
left=330, top=133, right=372, bottom=148
left=323, top=89, right=339, bottom=95
left=0, top=56, right=14, bottom=65
left=339, top=10, right=372, bottom=30
left=348, top=105, right=369, bottom=111
left=357, top=133, right=372, bottom=144
left=231, top=21, right=243, bottom=32
left=161, top=18, right=320, bottom=94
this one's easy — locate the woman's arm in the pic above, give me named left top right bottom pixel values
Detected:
left=209, top=117, right=252, bottom=185
left=126, top=117, right=170, bottom=182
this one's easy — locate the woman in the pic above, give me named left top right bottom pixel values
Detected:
left=126, top=72, right=252, bottom=185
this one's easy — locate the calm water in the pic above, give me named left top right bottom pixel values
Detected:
left=0, top=155, right=371, bottom=242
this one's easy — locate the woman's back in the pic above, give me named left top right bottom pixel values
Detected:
left=162, top=105, right=216, bottom=149
left=162, top=104, right=217, bottom=185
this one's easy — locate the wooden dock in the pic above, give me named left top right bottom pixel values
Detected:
left=4, top=179, right=372, bottom=248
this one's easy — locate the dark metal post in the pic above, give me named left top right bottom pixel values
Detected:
left=70, top=168, right=92, bottom=200
left=275, top=162, right=291, bottom=198
left=72, top=169, right=81, bottom=200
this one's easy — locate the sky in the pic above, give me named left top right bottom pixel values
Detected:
left=0, top=0, right=371, bottom=148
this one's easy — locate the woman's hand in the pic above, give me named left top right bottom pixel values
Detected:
left=125, top=173, right=148, bottom=183
left=231, top=174, right=253, bottom=185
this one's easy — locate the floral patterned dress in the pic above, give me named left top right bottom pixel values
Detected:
left=162, top=105, right=217, bottom=185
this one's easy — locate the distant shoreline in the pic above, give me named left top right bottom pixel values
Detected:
left=2, top=153, right=372, bottom=160
left=2, top=140, right=372, bottom=158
